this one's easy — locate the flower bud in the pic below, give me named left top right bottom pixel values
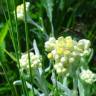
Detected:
left=65, top=36, right=73, bottom=48
left=57, top=48, right=63, bottom=55
left=61, top=57, right=67, bottom=63
left=63, top=50, right=70, bottom=55
left=47, top=53, right=53, bottom=59
left=69, top=57, right=74, bottom=63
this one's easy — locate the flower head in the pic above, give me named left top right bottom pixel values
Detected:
left=80, top=69, right=96, bottom=84
left=45, top=36, right=92, bottom=75
left=15, top=2, right=30, bottom=20
left=19, top=52, right=42, bottom=70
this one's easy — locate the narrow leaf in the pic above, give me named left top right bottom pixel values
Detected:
left=0, top=22, right=9, bottom=45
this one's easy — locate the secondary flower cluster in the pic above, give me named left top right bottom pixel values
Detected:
left=45, top=36, right=91, bottom=74
left=19, top=52, right=42, bottom=70
left=80, top=69, right=96, bottom=84
left=15, top=2, right=30, bottom=20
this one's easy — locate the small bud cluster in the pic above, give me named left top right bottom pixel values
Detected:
left=45, top=36, right=91, bottom=74
left=19, top=52, right=42, bottom=70
left=15, top=2, right=30, bottom=20
left=80, top=69, right=96, bottom=84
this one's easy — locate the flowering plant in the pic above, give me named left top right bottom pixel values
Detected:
left=13, top=36, right=95, bottom=96
left=13, top=36, right=96, bottom=96
left=44, top=36, right=95, bottom=96
left=1, top=1, right=95, bottom=96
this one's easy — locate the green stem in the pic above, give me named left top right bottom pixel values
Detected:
left=50, top=20, right=54, bottom=37
left=5, top=0, right=28, bottom=95
left=54, top=70, right=59, bottom=95
left=73, top=78, right=78, bottom=96
left=12, top=0, right=29, bottom=95
left=23, top=0, right=35, bottom=95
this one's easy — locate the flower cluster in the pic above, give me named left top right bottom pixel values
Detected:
left=15, top=2, right=30, bottom=20
left=19, top=52, right=42, bottom=70
left=45, top=36, right=91, bottom=74
left=80, top=69, right=96, bottom=84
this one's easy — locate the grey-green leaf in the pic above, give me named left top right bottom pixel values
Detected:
left=78, top=79, right=84, bottom=96
left=42, top=0, right=54, bottom=22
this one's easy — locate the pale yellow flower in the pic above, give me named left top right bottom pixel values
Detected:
left=45, top=36, right=92, bottom=75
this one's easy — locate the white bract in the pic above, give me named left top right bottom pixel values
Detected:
left=15, top=2, right=30, bottom=20
left=45, top=36, right=92, bottom=75
left=80, top=69, right=96, bottom=84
